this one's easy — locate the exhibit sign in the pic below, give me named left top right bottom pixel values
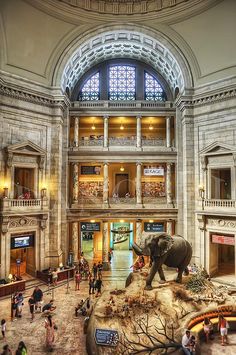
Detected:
left=212, top=234, right=235, bottom=246
left=80, top=222, right=100, bottom=231
left=144, top=167, right=164, bottom=176
left=144, top=222, right=164, bottom=232
left=95, top=328, right=119, bottom=347
left=81, top=165, right=101, bottom=175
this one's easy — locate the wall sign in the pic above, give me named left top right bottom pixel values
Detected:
left=94, top=329, right=119, bottom=347
left=144, top=222, right=164, bottom=232
left=144, top=168, right=164, bottom=176
left=212, top=234, right=235, bottom=246
left=11, top=234, right=35, bottom=249
left=80, top=222, right=100, bottom=232
left=81, top=165, right=101, bottom=175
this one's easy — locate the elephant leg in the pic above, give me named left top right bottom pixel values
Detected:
left=145, top=262, right=158, bottom=290
left=158, top=266, right=166, bottom=283
left=176, top=269, right=183, bottom=283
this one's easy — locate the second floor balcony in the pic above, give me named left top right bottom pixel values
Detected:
left=0, top=198, right=48, bottom=214
left=198, top=198, right=236, bottom=214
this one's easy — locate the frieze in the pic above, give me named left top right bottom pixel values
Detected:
left=9, top=217, right=38, bottom=229
left=13, top=156, right=38, bottom=164
left=207, top=218, right=236, bottom=230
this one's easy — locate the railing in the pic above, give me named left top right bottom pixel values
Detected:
left=79, top=139, right=103, bottom=147
left=203, top=199, right=236, bottom=209
left=143, top=197, right=166, bottom=204
left=109, top=137, right=136, bottom=146
left=142, top=138, right=166, bottom=146
left=110, top=197, right=136, bottom=204
left=0, top=198, right=48, bottom=211
left=76, top=197, right=103, bottom=205
left=72, top=100, right=173, bottom=110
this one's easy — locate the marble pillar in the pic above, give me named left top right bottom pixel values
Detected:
left=103, top=163, right=109, bottom=205
left=102, top=221, right=110, bottom=270
left=74, top=116, right=79, bottom=147
left=72, top=163, right=79, bottom=202
left=166, top=163, right=172, bottom=205
left=136, top=115, right=142, bottom=148
left=166, top=116, right=171, bottom=148
left=103, top=115, right=109, bottom=148
left=136, top=162, right=142, bottom=205
left=136, top=219, right=142, bottom=245
left=72, top=222, right=79, bottom=262
left=166, top=220, right=172, bottom=235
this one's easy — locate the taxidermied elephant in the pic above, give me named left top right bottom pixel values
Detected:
left=132, top=232, right=192, bottom=290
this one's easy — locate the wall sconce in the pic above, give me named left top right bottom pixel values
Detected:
left=198, top=184, right=205, bottom=210
left=120, top=166, right=125, bottom=172
left=3, top=186, right=9, bottom=198
left=41, top=187, right=47, bottom=198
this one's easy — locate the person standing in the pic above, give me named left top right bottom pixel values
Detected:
left=89, top=278, right=95, bottom=295
left=44, top=315, right=56, bottom=352
left=1, top=344, right=12, bottom=355
left=51, top=269, right=58, bottom=286
left=16, top=341, right=27, bottom=355
left=32, top=286, right=43, bottom=312
left=218, top=314, right=229, bottom=346
left=97, top=262, right=103, bottom=278
left=75, top=271, right=81, bottom=291
left=95, top=276, right=103, bottom=297
left=203, top=317, right=213, bottom=343
left=15, top=293, right=24, bottom=318
left=1, top=319, right=6, bottom=340
left=92, top=263, right=98, bottom=279
left=28, top=295, right=35, bottom=323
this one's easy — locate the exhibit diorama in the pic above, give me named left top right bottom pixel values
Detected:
left=0, top=0, right=236, bottom=354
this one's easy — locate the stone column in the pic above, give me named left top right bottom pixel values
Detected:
left=72, top=163, right=79, bottom=202
left=136, top=219, right=142, bottom=245
left=103, top=163, right=109, bottom=205
left=74, top=116, right=79, bottom=147
left=166, top=220, right=172, bottom=235
left=166, top=163, right=172, bottom=205
left=102, top=221, right=109, bottom=270
left=103, top=115, right=109, bottom=148
left=136, top=115, right=142, bottom=149
left=136, top=162, right=142, bottom=205
left=72, top=222, right=79, bottom=262
left=166, top=116, right=171, bottom=148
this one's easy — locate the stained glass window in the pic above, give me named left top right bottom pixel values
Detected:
left=145, top=72, right=165, bottom=101
left=78, top=72, right=100, bottom=101
left=109, top=65, right=136, bottom=101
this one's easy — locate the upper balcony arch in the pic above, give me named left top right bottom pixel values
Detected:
left=52, top=25, right=193, bottom=96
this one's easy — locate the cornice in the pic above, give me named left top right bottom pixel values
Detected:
left=176, top=86, right=236, bottom=111
left=0, top=78, right=70, bottom=110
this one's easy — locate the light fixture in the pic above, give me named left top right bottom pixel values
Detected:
left=90, top=220, right=95, bottom=223
left=149, top=220, right=154, bottom=223
left=41, top=187, right=47, bottom=198
left=91, top=123, right=96, bottom=130
left=120, top=219, right=124, bottom=223
left=149, top=123, right=153, bottom=130
left=120, top=122, right=124, bottom=130
left=120, top=166, right=125, bottom=172
left=198, top=184, right=205, bottom=199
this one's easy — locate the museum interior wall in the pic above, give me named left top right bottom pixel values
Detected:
left=0, top=0, right=236, bottom=279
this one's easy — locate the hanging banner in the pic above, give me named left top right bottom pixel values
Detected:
left=212, top=234, right=235, bottom=246
left=143, top=168, right=164, bottom=176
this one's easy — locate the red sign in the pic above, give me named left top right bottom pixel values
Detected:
left=212, top=234, right=235, bottom=246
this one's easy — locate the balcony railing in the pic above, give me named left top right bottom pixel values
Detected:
left=110, top=197, right=136, bottom=204
left=79, top=139, right=103, bottom=147
left=0, top=198, right=48, bottom=212
left=109, top=137, right=136, bottom=146
left=72, top=100, right=173, bottom=110
left=142, top=138, right=166, bottom=146
left=202, top=199, right=236, bottom=209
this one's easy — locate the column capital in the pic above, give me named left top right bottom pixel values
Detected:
left=136, top=114, right=142, bottom=119
left=103, top=114, right=109, bottom=119
left=103, top=162, right=109, bottom=166
left=136, top=161, right=142, bottom=166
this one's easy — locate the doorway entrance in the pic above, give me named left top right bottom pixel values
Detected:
left=115, top=174, right=129, bottom=197
left=10, top=233, right=35, bottom=278
left=210, top=233, right=235, bottom=277
left=218, top=244, right=235, bottom=276
left=14, top=167, right=35, bottom=198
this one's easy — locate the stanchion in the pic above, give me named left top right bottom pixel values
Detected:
left=66, top=269, right=70, bottom=294
left=46, top=273, right=51, bottom=295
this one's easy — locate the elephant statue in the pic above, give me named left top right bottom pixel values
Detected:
left=132, top=232, right=192, bottom=290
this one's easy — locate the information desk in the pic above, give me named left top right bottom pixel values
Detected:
left=0, top=280, right=25, bottom=297
left=36, top=268, right=75, bottom=284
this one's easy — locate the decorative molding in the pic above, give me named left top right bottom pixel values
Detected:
left=9, top=217, right=38, bottom=229
left=207, top=218, right=236, bottom=230
left=40, top=214, right=48, bottom=230
left=1, top=216, right=9, bottom=234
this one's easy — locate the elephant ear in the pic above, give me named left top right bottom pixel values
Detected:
left=156, top=235, right=174, bottom=257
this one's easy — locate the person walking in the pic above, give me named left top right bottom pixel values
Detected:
left=51, top=269, right=58, bottom=286
left=28, top=295, right=35, bottom=322
left=203, top=317, right=213, bottom=343
left=97, top=262, right=103, bottom=278
left=218, top=314, right=229, bottom=346
left=95, top=276, right=103, bottom=297
left=16, top=341, right=27, bottom=355
left=32, top=286, right=43, bottom=312
left=75, top=271, right=81, bottom=291
left=89, top=278, right=95, bottom=295
left=92, top=263, right=98, bottom=279
left=44, top=315, right=57, bottom=352
left=15, top=293, right=24, bottom=318
left=1, top=319, right=6, bottom=340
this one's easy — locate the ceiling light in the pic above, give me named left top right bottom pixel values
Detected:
left=120, top=124, right=124, bottom=130
left=149, top=220, right=154, bottom=223
left=90, top=220, right=95, bottom=223
left=149, top=124, right=153, bottom=130
left=120, top=166, right=125, bottom=172
left=91, top=124, right=96, bottom=130
left=120, top=220, right=124, bottom=223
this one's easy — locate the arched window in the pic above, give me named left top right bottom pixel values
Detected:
left=144, top=72, right=165, bottom=101
left=109, top=65, right=136, bottom=101
left=78, top=72, right=100, bottom=101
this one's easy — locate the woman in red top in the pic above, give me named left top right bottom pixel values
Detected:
left=218, top=314, right=229, bottom=346
left=75, top=271, right=81, bottom=290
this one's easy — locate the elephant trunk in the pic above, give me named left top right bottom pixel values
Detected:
left=132, top=242, right=143, bottom=256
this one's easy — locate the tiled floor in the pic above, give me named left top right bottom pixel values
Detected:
left=0, top=250, right=235, bottom=354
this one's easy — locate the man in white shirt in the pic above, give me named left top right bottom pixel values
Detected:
left=182, top=330, right=195, bottom=355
